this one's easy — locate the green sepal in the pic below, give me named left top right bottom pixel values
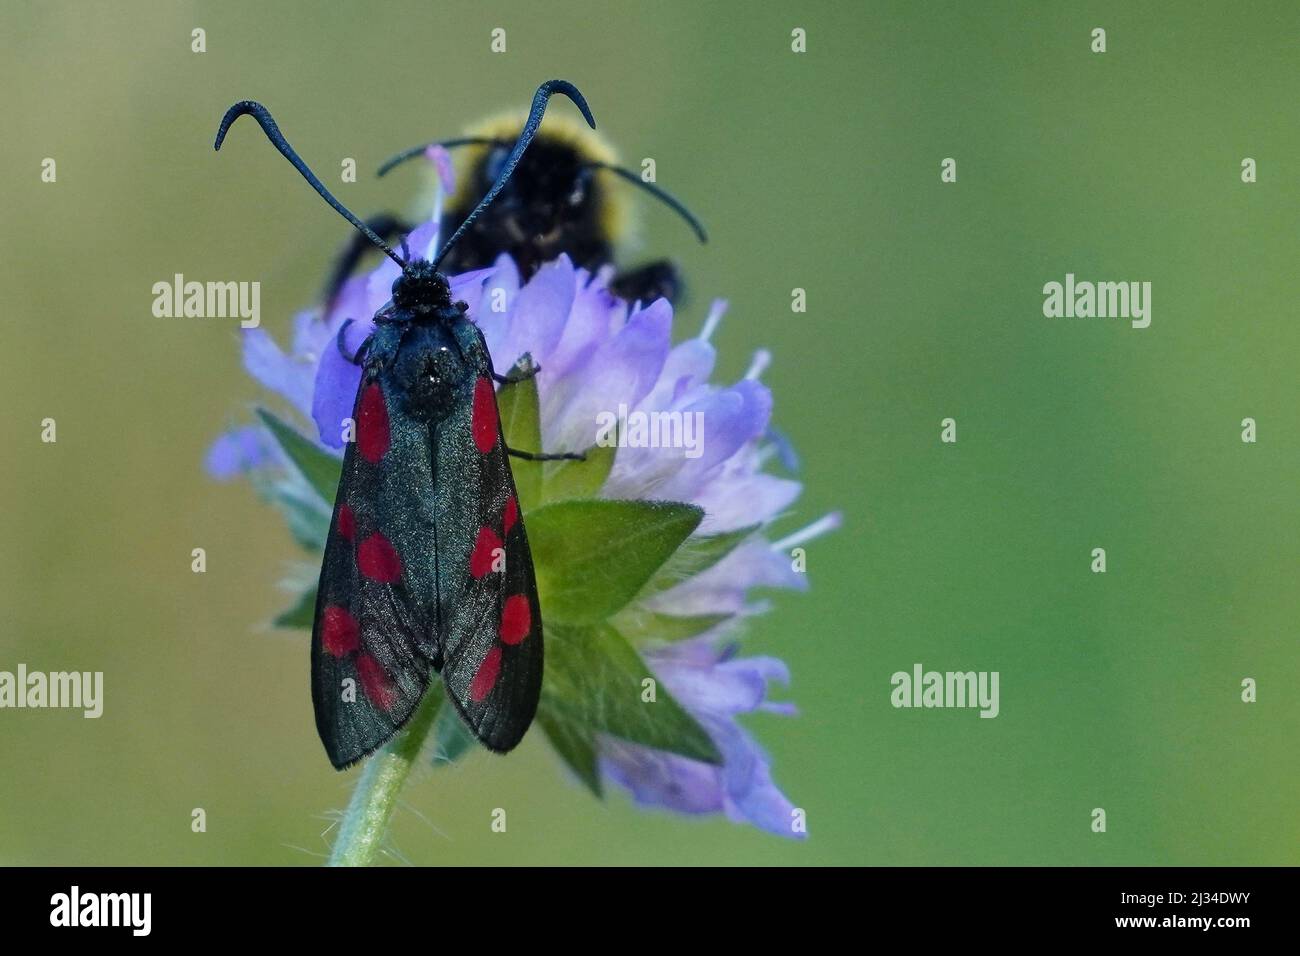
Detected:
left=255, top=407, right=342, bottom=506
left=638, top=524, right=759, bottom=602
left=431, top=693, right=479, bottom=768
left=612, top=607, right=734, bottom=645
left=542, top=621, right=721, bottom=765
left=535, top=705, right=603, bottom=797
left=494, top=366, right=542, bottom=513
left=272, top=585, right=316, bottom=630
left=542, top=436, right=617, bottom=503
left=527, top=500, right=704, bottom=624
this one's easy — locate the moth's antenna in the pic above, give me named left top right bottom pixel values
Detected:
left=585, top=162, right=708, bottom=243
left=377, top=138, right=509, bottom=178
left=215, top=101, right=407, bottom=268
left=432, top=80, right=596, bottom=272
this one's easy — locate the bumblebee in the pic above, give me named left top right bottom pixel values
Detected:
left=324, top=110, right=705, bottom=309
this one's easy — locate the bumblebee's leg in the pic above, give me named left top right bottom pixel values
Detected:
left=335, top=319, right=371, bottom=367
left=610, top=259, right=682, bottom=305
left=321, top=212, right=412, bottom=309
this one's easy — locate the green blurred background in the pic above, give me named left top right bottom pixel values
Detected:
left=0, top=1, right=1294, bottom=865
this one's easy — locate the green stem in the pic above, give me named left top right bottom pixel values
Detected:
left=328, top=690, right=441, bottom=866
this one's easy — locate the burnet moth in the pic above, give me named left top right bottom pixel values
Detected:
left=320, top=103, right=707, bottom=309
left=215, top=81, right=593, bottom=769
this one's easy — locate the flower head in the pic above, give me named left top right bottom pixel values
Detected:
left=210, top=199, right=835, bottom=839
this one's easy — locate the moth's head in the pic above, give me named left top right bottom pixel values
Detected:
left=392, top=259, right=451, bottom=315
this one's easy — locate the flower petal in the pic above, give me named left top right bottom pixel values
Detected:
left=540, top=267, right=626, bottom=381
left=543, top=297, right=672, bottom=452
left=692, top=471, right=801, bottom=534
left=471, top=254, right=521, bottom=356
left=598, top=642, right=803, bottom=839
left=311, top=321, right=368, bottom=448
left=599, top=742, right=723, bottom=815
left=241, top=327, right=314, bottom=420
left=645, top=539, right=808, bottom=616
left=658, top=380, right=772, bottom=500
left=493, top=254, right=576, bottom=372
left=640, top=337, right=717, bottom=412
left=205, top=425, right=279, bottom=479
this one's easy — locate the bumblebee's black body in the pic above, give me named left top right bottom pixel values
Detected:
left=436, top=135, right=688, bottom=304
left=440, top=136, right=607, bottom=278
left=325, top=110, right=707, bottom=308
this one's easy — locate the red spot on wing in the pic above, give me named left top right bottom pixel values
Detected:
left=357, top=382, right=390, bottom=463
left=470, top=526, right=504, bottom=579
left=500, top=594, right=532, bottom=645
left=357, top=532, right=403, bottom=583
left=472, top=377, right=498, bottom=453
left=470, top=646, right=502, bottom=703
left=503, top=495, right=518, bottom=534
left=320, top=605, right=360, bottom=657
left=337, top=503, right=355, bottom=541
left=356, top=653, right=397, bottom=711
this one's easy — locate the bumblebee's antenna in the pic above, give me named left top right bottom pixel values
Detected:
left=584, top=162, right=708, bottom=243
left=431, top=80, right=595, bottom=272
left=376, top=137, right=509, bottom=178
left=215, top=100, right=407, bottom=268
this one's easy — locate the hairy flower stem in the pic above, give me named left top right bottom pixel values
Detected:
left=328, top=690, right=440, bottom=866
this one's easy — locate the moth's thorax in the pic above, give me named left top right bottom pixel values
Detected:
left=388, top=322, right=479, bottom=424
left=391, top=259, right=453, bottom=316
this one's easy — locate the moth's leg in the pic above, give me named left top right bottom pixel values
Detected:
left=321, top=212, right=412, bottom=309
left=507, top=447, right=586, bottom=462
left=335, top=319, right=372, bottom=366
left=488, top=351, right=578, bottom=458
left=464, top=324, right=536, bottom=384
left=493, top=361, right=541, bottom=385
left=610, top=259, right=681, bottom=306
left=492, top=351, right=541, bottom=385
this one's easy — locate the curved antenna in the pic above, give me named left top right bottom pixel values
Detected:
left=215, top=100, right=407, bottom=268
left=587, top=162, right=708, bottom=243
left=431, top=80, right=596, bottom=272
left=377, top=137, right=510, bottom=178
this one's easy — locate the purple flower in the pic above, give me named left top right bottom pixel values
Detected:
left=209, top=198, right=836, bottom=839
left=206, top=424, right=279, bottom=480
left=602, top=643, right=802, bottom=835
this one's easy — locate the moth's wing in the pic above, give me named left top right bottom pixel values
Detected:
left=436, top=366, right=544, bottom=753
left=311, top=367, right=440, bottom=769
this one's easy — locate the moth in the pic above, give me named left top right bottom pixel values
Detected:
left=216, top=81, right=591, bottom=768
left=320, top=100, right=706, bottom=311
